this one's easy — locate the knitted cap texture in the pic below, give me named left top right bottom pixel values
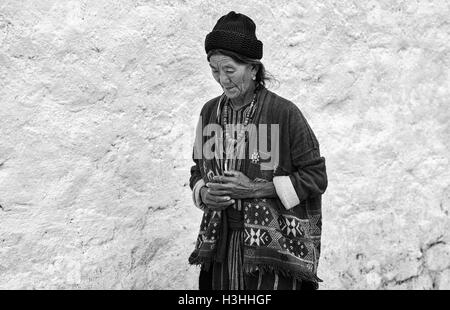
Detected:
left=205, top=11, right=263, bottom=59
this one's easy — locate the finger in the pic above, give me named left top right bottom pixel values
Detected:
left=211, top=194, right=233, bottom=203
left=212, top=175, right=235, bottom=183
left=212, top=175, right=222, bottom=182
left=207, top=182, right=232, bottom=190
left=216, top=199, right=235, bottom=207
left=224, top=170, right=240, bottom=176
left=203, top=192, right=231, bottom=203
left=208, top=189, right=232, bottom=196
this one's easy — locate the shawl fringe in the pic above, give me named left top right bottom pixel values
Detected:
left=188, top=252, right=213, bottom=272
left=189, top=252, right=322, bottom=284
left=243, top=262, right=322, bottom=284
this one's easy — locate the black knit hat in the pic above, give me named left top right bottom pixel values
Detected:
left=205, top=11, right=263, bottom=60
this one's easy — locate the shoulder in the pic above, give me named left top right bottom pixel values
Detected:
left=265, top=89, right=305, bottom=118
left=199, top=94, right=222, bottom=117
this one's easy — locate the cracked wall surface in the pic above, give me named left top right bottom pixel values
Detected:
left=0, top=0, right=449, bottom=289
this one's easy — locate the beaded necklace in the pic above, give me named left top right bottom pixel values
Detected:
left=222, top=91, right=258, bottom=171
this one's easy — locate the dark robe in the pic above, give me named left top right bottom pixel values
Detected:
left=189, top=85, right=328, bottom=290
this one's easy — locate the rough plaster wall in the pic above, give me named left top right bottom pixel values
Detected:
left=0, top=0, right=448, bottom=289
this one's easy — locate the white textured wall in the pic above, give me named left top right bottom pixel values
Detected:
left=0, top=0, right=449, bottom=289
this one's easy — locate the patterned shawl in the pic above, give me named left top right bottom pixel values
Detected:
left=188, top=86, right=326, bottom=283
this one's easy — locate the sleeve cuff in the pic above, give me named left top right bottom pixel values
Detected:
left=192, top=179, right=206, bottom=211
left=273, top=176, right=300, bottom=210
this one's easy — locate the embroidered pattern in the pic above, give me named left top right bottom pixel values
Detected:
left=278, top=216, right=308, bottom=238
left=195, top=210, right=222, bottom=251
left=244, top=203, right=273, bottom=226
left=245, top=228, right=272, bottom=246
left=242, top=199, right=320, bottom=278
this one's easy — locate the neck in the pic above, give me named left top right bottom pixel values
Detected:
left=230, top=83, right=256, bottom=109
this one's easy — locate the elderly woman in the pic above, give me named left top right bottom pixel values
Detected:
left=188, top=11, right=328, bottom=290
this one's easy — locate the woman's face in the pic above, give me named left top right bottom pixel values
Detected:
left=209, top=54, right=257, bottom=100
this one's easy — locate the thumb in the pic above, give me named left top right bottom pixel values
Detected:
left=224, top=170, right=239, bottom=176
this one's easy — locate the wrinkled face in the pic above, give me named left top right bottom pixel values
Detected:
left=209, top=54, right=257, bottom=99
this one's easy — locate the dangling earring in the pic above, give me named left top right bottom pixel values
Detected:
left=252, top=76, right=256, bottom=80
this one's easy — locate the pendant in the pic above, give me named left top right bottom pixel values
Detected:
left=251, top=151, right=260, bottom=164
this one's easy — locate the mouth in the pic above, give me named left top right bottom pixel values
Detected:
left=223, top=85, right=235, bottom=90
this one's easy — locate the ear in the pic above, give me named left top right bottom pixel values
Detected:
left=251, top=64, right=258, bottom=76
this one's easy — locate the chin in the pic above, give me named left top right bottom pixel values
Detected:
left=225, top=92, right=238, bottom=99
left=223, top=88, right=239, bottom=98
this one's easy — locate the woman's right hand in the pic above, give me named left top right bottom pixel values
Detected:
left=200, top=186, right=235, bottom=211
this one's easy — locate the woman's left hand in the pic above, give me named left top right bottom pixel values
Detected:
left=206, top=170, right=256, bottom=200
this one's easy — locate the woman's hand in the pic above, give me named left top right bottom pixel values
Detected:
left=206, top=170, right=257, bottom=200
left=200, top=186, right=235, bottom=211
